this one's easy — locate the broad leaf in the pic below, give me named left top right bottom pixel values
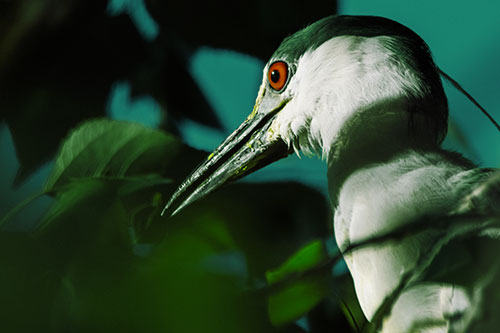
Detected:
left=268, top=273, right=329, bottom=326
left=45, top=119, right=183, bottom=191
left=37, top=178, right=118, bottom=232
left=37, top=175, right=174, bottom=242
left=266, top=239, right=328, bottom=285
left=266, top=240, right=330, bottom=326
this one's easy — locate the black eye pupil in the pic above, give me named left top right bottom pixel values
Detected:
left=271, top=70, right=280, bottom=83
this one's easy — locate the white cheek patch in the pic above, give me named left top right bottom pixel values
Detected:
left=290, top=117, right=305, bottom=134
left=269, top=102, right=296, bottom=147
left=268, top=35, right=427, bottom=159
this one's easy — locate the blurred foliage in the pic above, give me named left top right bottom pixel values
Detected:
left=266, top=240, right=328, bottom=285
left=266, top=240, right=331, bottom=326
left=6, top=1, right=499, bottom=332
left=1, top=119, right=361, bottom=332
left=0, top=1, right=351, bottom=330
left=12, top=119, right=497, bottom=332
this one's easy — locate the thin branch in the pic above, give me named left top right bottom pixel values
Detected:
left=439, top=69, right=500, bottom=133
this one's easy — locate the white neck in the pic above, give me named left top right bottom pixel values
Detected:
left=326, top=99, right=436, bottom=206
left=327, top=102, right=480, bottom=321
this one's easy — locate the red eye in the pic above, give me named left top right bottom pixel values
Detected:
left=267, top=61, right=288, bottom=91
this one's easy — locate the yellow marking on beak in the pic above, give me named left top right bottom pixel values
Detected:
left=248, top=84, right=266, bottom=120
left=207, top=152, right=215, bottom=161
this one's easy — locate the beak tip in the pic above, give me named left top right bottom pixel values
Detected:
left=161, top=196, right=190, bottom=218
left=160, top=206, right=168, bottom=217
left=170, top=207, right=182, bottom=217
left=160, top=198, right=177, bottom=218
left=160, top=206, right=179, bottom=218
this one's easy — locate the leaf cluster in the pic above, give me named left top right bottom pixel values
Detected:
left=1, top=119, right=353, bottom=332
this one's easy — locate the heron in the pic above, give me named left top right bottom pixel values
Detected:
left=163, top=15, right=500, bottom=332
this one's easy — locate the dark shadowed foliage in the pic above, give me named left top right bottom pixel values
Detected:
left=0, top=0, right=336, bottom=183
left=0, top=1, right=376, bottom=332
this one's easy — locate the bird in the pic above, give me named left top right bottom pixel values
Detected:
left=163, top=15, right=500, bottom=332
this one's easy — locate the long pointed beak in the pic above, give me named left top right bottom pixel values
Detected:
left=162, top=99, right=292, bottom=217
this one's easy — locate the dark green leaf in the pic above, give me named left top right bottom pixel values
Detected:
left=0, top=231, right=60, bottom=332
left=37, top=178, right=118, bottom=232
left=44, top=119, right=182, bottom=191
left=268, top=273, right=329, bottom=326
left=36, top=175, right=173, bottom=243
left=265, top=240, right=330, bottom=326
left=266, top=239, right=327, bottom=285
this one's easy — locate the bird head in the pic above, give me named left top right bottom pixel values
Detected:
left=163, top=15, right=448, bottom=216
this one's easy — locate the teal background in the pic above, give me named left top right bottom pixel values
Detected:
left=1, top=0, right=499, bottom=225
left=340, top=0, right=500, bottom=167
left=178, top=0, right=500, bottom=194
